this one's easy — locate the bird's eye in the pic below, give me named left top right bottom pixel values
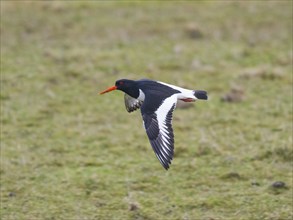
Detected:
left=119, top=81, right=124, bottom=85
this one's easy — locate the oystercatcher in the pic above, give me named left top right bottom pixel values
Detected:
left=100, top=79, right=208, bottom=170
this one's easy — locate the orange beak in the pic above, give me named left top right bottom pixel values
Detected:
left=99, top=86, right=117, bottom=94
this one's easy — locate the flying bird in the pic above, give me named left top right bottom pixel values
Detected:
left=100, top=79, right=208, bottom=170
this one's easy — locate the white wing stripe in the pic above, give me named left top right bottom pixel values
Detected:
left=161, top=146, right=169, bottom=156
left=155, top=94, right=177, bottom=154
left=155, top=94, right=177, bottom=129
left=161, top=134, right=169, bottom=145
left=161, top=142, right=171, bottom=155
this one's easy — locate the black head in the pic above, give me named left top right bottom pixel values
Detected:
left=100, top=79, right=139, bottom=98
left=115, top=79, right=133, bottom=90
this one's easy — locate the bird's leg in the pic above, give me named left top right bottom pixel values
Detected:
left=180, top=98, right=195, bottom=102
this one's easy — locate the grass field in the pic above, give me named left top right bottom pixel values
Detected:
left=1, top=1, right=292, bottom=219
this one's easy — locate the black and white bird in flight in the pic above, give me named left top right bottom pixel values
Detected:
left=100, top=79, right=208, bottom=170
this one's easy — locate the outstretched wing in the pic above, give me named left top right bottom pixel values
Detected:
left=141, top=95, right=177, bottom=170
left=124, top=93, right=143, bottom=113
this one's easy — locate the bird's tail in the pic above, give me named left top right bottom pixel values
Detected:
left=194, top=90, right=208, bottom=100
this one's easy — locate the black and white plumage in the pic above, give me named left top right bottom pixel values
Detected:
left=100, top=79, right=208, bottom=170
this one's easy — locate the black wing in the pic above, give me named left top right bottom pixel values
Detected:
left=141, top=95, right=177, bottom=170
left=124, top=93, right=143, bottom=113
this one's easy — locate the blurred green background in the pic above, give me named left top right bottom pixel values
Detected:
left=1, top=1, right=292, bottom=219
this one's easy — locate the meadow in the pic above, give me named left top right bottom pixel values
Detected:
left=1, top=1, right=292, bottom=219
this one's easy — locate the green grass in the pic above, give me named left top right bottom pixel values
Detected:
left=1, top=1, right=292, bottom=219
